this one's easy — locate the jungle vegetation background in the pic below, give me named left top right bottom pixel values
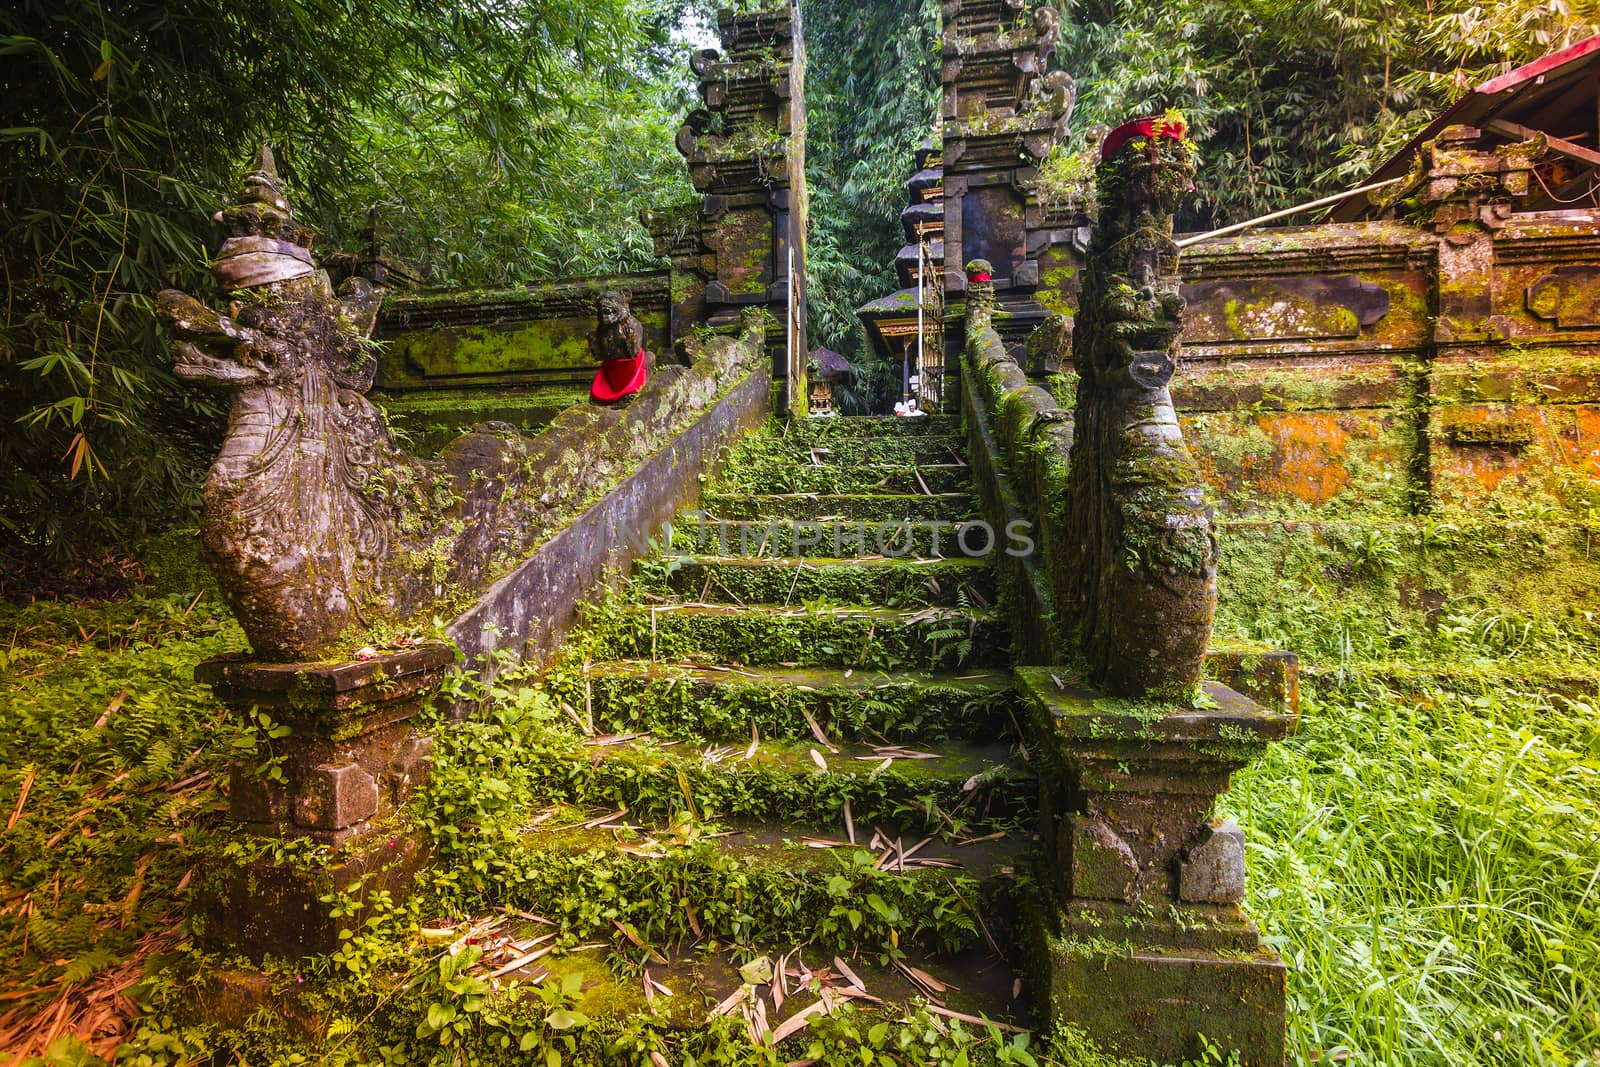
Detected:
left=3, top=0, right=1599, bottom=577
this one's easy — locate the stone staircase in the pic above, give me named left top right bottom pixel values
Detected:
left=503, top=415, right=1038, bottom=1031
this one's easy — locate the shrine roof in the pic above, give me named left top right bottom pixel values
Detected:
left=1331, top=33, right=1600, bottom=220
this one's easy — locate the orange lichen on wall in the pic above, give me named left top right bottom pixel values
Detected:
left=1185, top=410, right=1391, bottom=510
left=1574, top=407, right=1600, bottom=476
left=1434, top=405, right=1535, bottom=494
left=1254, top=413, right=1356, bottom=504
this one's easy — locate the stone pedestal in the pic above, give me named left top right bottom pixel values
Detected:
left=1016, top=668, right=1297, bottom=1066
left=193, top=643, right=452, bottom=956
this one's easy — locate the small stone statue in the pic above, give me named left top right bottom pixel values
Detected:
left=1025, top=311, right=1073, bottom=376
left=588, top=290, right=652, bottom=403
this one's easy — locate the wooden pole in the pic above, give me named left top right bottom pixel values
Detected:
left=1174, top=177, right=1404, bottom=249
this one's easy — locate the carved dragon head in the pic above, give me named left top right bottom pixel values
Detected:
left=158, top=145, right=381, bottom=395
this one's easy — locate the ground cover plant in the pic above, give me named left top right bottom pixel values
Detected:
left=1, top=544, right=1596, bottom=1063
left=0, top=573, right=247, bottom=1055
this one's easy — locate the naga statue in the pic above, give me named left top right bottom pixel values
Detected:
left=162, top=148, right=759, bottom=662
left=1062, top=116, right=1217, bottom=699
left=156, top=148, right=540, bottom=660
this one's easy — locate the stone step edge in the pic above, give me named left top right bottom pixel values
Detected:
left=521, top=811, right=1028, bottom=881
left=617, top=602, right=1002, bottom=618
left=578, top=661, right=1015, bottom=691
left=570, top=734, right=1028, bottom=787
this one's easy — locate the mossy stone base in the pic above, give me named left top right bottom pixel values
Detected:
left=192, top=831, right=427, bottom=958
left=1034, top=926, right=1287, bottom=1067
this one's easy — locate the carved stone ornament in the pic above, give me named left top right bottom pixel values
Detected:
left=1526, top=266, right=1600, bottom=329
left=156, top=147, right=578, bottom=659
left=1180, top=274, right=1391, bottom=344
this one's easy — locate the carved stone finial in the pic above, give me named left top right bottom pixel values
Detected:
left=1064, top=115, right=1216, bottom=700
left=965, top=259, right=995, bottom=329
left=241, top=145, right=290, bottom=214
left=210, top=144, right=317, bottom=290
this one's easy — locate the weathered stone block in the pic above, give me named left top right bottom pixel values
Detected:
left=1063, top=814, right=1138, bottom=902
left=1179, top=818, right=1246, bottom=903
left=1039, top=932, right=1287, bottom=1067
left=1205, top=643, right=1301, bottom=716
left=292, top=763, right=379, bottom=832
left=228, top=765, right=288, bottom=825
left=193, top=833, right=428, bottom=958
left=1016, top=668, right=1294, bottom=1063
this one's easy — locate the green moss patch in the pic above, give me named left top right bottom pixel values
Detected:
left=548, top=663, right=1017, bottom=744
left=592, top=602, right=1009, bottom=670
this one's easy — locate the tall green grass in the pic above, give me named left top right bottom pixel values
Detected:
left=1226, top=674, right=1600, bottom=1065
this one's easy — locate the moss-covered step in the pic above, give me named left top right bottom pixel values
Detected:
left=595, top=603, right=1009, bottom=669
left=784, top=414, right=963, bottom=440
left=697, top=491, right=979, bottom=522
left=515, top=732, right=1033, bottom=840
left=1306, top=658, right=1600, bottom=699
left=456, top=941, right=1030, bottom=1040
left=765, top=436, right=968, bottom=466
left=1014, top=669, right=1295, bottom=768
left=711, top=462, right=971, bottom=495
left=549, top=662, right=1017, bottom=743
left=643, top=556, right=998, bottom=607
left=504, top=816, right=1027, bottom=957
left=667, top=519, right=997, bottom=561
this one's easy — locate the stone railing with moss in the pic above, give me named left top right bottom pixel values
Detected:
left=161, top=148, right=775, bottom=954
left=961, top=121, right=1300, bottom=1066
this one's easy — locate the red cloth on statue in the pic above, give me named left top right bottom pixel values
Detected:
left=592, top=348, right=648, bottom=402
left=1101, top=115, right=1187, bottom=161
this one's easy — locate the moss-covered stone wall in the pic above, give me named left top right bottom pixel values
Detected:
left=376, top=273, right=670, bottom=389
left=1174, top=210, right=1600, bottom=518
left=1152, top=205, right=1600, bottom=652
left=365, top=273, right=670, bottom=449
left=998, top=158, right=1600, bottom=666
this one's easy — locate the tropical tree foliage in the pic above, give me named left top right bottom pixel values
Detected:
left=0, top=0, right=692, bottom=570
left=1054, top=0, right=1600, bottom=227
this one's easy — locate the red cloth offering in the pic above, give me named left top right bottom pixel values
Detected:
left=592, top=348, right=648, bottom=403
left=1101, top=115, right=1187, bottom=161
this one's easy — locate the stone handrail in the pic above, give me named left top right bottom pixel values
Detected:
left=159, top=147, right=769, bottom=662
